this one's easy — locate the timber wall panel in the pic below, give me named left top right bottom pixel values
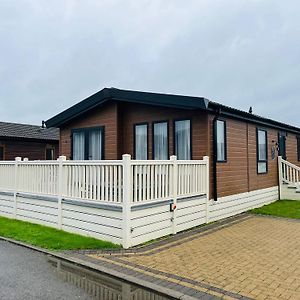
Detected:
left=121, top=103, right=209, bottom=160
left=0, top=139, right=58, bottom=161
left=60, top=102, right=119, bottom=160
left=286, top=133, right=299, bottom=165
left=208, top=112, right=300, bottom=199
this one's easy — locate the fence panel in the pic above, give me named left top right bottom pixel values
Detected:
left=177, top=160, right=208, bottom=198
left=17, top=161, right=59, bottom=195
left=131, top=161, right=173, bottom=203
left=0, top=162, right=14, bottom=191
left=62, top=161, right=123, bottom=202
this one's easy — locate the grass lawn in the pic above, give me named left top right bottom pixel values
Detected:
left=0, top=216, right=120, bottom=250
left=251, top=200, right=300, bottom=219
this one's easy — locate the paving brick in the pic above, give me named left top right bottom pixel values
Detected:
left=89, top=215, right=300, bottom=299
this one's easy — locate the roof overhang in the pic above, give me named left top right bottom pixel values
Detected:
left=45, top=87, right=300, bottom=135
left=45, top=88, right=209, bottom=128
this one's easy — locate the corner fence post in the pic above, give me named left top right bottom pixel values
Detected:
left=13, top=157, right=21, bottom=218
left=204, top=156, right=210, bottom=223
left=170, top=155, right=178, bottom=234
left=278, top=156, right=283, bottom=200
left=57, top=155, right=66, bottom=229
left=122, top=154, right=132, bottom=249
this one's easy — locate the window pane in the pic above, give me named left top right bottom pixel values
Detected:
left=258, top=130, right=267, bottom=161
left=0, top=146, right=3, bottom=160
left=46, top=148, right=55, bottom=160
left=258, top=162, right=267, bottom=173
left=135, top=124, right=148, bottom=160
left=175, top=120, right=191, bottom=160
left=89, top=130, right=102, bottom=160
left=217, top=120, right=225, bottom=161
left=73, top=131, right=85, bottom=160
left=154, top=122, right=168, bottom=160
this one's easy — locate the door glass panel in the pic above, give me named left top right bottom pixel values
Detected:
left=89, top=130, right=102, bottom=160
left=73, top=131, right=85, bottom=160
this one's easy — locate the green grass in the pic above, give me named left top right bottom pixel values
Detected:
left=250, top=200, right=300, bottom=219
left=0, top=216, right=121, bottom=250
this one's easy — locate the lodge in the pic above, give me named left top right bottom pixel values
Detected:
left=46, top=87, right=300, bottom=201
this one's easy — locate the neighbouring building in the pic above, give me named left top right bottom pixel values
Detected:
left=45, top=88, right=300, bottom=201
left=0, top=121, right=59, bottom=160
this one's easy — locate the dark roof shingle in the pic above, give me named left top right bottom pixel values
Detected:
left=0, top=122, right=59, bottom=141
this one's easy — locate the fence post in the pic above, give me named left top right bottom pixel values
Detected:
left=122, top=154, right=132, bottom=249
left=57, top=155, right=66, bottom=229
left=13, top=157, right=21, bottom=218
left=278, top=156, right=283, bottom=200
left=204, top=156, right=210, bottom=223
left=170, top=155, right=178, bottom=234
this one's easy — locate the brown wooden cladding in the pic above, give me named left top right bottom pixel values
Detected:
left=209, top=114, right=300, bottom=198
left=0, top=139, right=59, bottom=161
left=120, top=103, right=209, bottom=160
left=59, top=102, right=119, bottom=160
left=58, top=100, right=300, bottom=200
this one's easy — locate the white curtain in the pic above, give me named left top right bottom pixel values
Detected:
left=175, top=120, right=191, bottom=160
left=135, top=125, right=147, bottom=160
left=73, top=132, right=85, bottom=160
left=154, top=122, right=168, bottom=160
left=89, top=130, right=102, bottom=160
left=217, top=120, right=225, bottom=161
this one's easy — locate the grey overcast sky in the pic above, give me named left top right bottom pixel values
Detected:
left=1, top=0, right=300, bottom=126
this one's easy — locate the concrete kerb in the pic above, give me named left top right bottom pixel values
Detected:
left=0, top=236, right=186, bottom=300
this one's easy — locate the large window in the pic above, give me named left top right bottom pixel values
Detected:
left=216, top=120, right=226, bottom=162
left=153, top=122, right=168, bottom=160
left=174, top=120, right=191, bottom=160
left=72, top=127, right=104, bottom=160
left=257, top=129, right=268, bottom=174
left=134, top=124, right=148, bottom=160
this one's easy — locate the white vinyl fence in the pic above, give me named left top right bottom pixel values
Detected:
left=0, top=155, right=209, bottom=248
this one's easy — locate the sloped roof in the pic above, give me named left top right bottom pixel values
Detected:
left=45, top=87, right=300, bottom=135
left=45, top=88, right=209, bottom=127
left=0, top=121, right=59, bottom=141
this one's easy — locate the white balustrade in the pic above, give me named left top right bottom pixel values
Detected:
left=0, top=156, right=209, bottom=204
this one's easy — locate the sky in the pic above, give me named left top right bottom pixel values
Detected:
left=1, top=0, right=300, bottom=127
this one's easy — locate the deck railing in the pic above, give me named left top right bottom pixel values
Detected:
left=0, top=155, right=209, bottom=205
left=0, top=154, right=209, bottom=248
left=279, top=156, right=300, bottom=185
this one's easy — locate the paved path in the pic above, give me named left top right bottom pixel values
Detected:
left=83, top=214, right=300, bottom=300
left=0, top=240, right=92, bottom=300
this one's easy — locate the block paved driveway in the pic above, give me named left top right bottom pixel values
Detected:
left=85, top=214, right=300, bottom=299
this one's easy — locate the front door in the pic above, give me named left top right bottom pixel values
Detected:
left=278, top=132, right=286, bottom=160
